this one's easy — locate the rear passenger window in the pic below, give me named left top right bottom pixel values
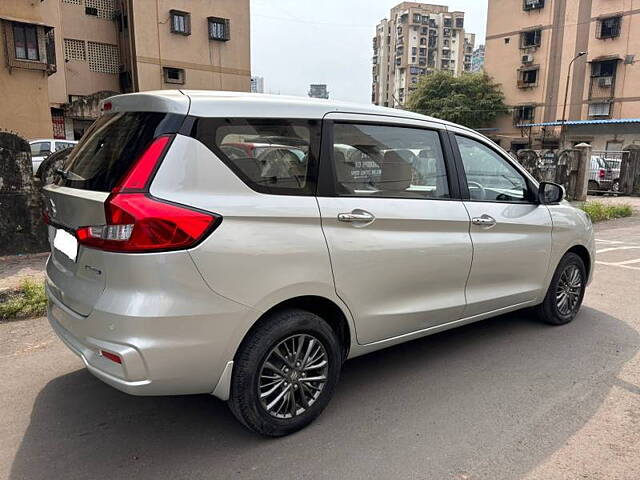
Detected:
left=193, top=118, right=320, bottom=195
left=332, top=123, right=450, bottom=199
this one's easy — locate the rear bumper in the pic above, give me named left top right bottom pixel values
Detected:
left=46, top=265, right=255, bottom=397
left=48, top=296, right=152, bottom=395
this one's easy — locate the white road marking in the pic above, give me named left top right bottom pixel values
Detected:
left=596, top=261, right=640, bottom=271
left=596, top=246, right=640, bottom=254
left=595, top=239, right=625, bottom=244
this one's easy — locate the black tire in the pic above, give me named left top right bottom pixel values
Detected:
left=536, top=252, right=586, bottom=325
left=612, top=179, right=620, bottom=193
left=588, top=180, right=599, bottom=193
left=228, top=308, right=342, bottom=437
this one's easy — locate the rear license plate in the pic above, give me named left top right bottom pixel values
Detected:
left=53, top=228, right=78, bottom=262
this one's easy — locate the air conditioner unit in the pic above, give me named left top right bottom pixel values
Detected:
left=522, top=54, right=534, bottom=64
left=599, top=76, right=613, bottom=87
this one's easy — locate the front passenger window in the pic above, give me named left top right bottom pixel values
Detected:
left=455, top=135, right=529, bottom=202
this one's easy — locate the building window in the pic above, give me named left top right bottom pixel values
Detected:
left=590, top=59, right=618, bottom=98
left=520, top=29, right=541, bottom=48
left=163, top=67, right=185, bottom=84
left=170, top=10, right=191, bottom=35
left=13, top=23, right=39, bottom=61
left=85, top=0, right=117, bottom=20
left=518, top=66, right=539, bottom=87
left=413, top=14, right=421, bottom=23
left=597, top=16, right=621, bottom=39
left=455, top=18, right=464, bottom=28
left=513, top=105, right=536, bottom=124
left=87, top=41, right=120, bottom=74
left=64, top=38, right=86, bottom=61
left=2, top=20, right=56, bottom=73
left=208, top=17, right=230, bottom=41
left=592, top=59, right=618, bottom=78
left=523, top=0, right=545, bottom=11
left=588, top=102, right=611, bottom=117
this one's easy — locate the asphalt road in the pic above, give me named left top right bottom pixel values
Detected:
left=1, top=214, right=639, bottom=480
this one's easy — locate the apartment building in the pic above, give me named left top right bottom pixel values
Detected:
left=0, top=1, right=58, bottom=139
left=485, top=0, right=640, bottom=151
left=251, top=75, right=264, bottom=93
left=372, top=2, right=475, bottom=107
left=471, top=44, right=485, bottom=72
left=0, top=0, right=250, bottom=140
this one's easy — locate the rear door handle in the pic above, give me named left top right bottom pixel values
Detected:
left=472, top=214, right=496, bottom=227
left=338, top=209, right=375, bottom=224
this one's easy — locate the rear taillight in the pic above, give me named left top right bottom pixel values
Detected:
left=599, top=169, right=606, bottom=179
left=76, top=135, right=219, bottom=253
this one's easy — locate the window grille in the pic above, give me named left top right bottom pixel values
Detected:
left=87, top=41, right=120, bottom=73
left=64, top=38, right=86, bottom=61
left=85, top=0, right=116, bottom=20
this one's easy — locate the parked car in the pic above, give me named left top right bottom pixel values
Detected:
left=29, top=139, right=77, bottom=175
left=43, top=91, right=595, bottom=436
left=589, top=155, right=621, bottom=192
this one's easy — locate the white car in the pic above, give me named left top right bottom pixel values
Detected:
left=29, top=139, right=77, bottom=175
left=43, top=91, right=595, bottom=436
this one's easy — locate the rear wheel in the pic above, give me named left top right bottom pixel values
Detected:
left=536, top=252, right=586, bottom=325
left=228, top=308, right=342, bottom=436
left=588, top=180, right=599, bottom=193
left=612, top=179, right=620, bottom=193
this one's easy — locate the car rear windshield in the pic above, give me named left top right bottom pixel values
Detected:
left=57, top=112, right=184, bottom=192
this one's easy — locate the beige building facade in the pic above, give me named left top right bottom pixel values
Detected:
left=485, top=0, right=640, bottom=151
left=0, top=1, right=58, bottom=139
left=372, top=2, right=475, bottom=107
left=1, top=0, right=250, bottom=141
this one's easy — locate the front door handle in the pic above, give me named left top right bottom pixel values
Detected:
left=338, top=209, right=375, bottom=224
left=472, top=214, right=497, bottom=227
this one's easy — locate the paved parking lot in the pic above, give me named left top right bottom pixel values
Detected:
left=1, top=213, right=639, bottom=480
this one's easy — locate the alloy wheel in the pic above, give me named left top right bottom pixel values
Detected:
left=258, top=334, right=329, bottom=419
left=556, top=264, right=583, bottom=315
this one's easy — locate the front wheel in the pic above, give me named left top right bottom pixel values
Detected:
left=228, top=308, right=342, bottom=436
left=536, top=252, right=586, bottom=325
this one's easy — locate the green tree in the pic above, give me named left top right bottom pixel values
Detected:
left=405, top=72, right=508, bottom=129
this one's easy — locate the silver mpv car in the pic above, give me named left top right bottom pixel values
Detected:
left=44, top=91, right=595, bottom=436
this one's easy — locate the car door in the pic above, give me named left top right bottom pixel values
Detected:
left=317, top=115, right=472, bottom=345
left=448, top=129, right=553, bottom=317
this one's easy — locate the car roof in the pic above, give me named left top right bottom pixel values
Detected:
left=106, top=89, right=463, bottom=130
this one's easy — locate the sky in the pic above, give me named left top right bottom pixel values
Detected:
left=250, top=0, right=488, bottom=104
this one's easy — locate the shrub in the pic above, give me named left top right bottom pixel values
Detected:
left=0, top=278, right=47, bottom=320
left=580, top=201, right=633, bottom=223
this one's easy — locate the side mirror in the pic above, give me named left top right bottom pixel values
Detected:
left=538, top=182, right=564, bottom=204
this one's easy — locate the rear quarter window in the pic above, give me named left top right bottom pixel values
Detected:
left=191, top=118, right=321, bottom=195
left=57, top=112, right=184, bottom=192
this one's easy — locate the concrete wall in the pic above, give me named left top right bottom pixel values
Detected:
left=0, top=132, right=47, bottom=255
